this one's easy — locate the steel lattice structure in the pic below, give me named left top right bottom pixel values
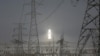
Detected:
left=76, top=0, right=99, bottom=56
left=28, top=0, right=40, bottom=55
left=12, top=23, right=26, bottom=56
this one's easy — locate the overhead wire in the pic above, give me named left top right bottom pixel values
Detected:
left=37, top=0, right=64, bottom=25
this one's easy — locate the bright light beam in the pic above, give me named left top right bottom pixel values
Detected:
left=48, top=29, right=52, bottom=39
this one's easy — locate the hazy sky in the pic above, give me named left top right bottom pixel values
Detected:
left=0, top=0, right=87, bottom=45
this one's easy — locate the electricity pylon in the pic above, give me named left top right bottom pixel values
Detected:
left=28, top=0, right=40, bottom=55
left=12, top=23, right=26, bottom=56
left=76, top=0, right=99, bottom=56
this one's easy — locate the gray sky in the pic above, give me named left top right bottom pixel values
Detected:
left=0, top=0, right=87, bottom=45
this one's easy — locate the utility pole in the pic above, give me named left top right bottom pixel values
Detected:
left=28, top=0, right=40, bottom=55
left=76, top=0, right=99, bottom=56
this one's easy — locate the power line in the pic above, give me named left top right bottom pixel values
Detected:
left=38, top=0, right=64, bottom=25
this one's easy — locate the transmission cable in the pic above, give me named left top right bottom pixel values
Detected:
left=38, top=0, right=64, bottom=25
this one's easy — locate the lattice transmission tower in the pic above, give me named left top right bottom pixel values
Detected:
left=28, top=0, right=40, bottom=55
left=12, top=23, right=26, bottom=56
left=76, top=0, right=99, bottom=56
